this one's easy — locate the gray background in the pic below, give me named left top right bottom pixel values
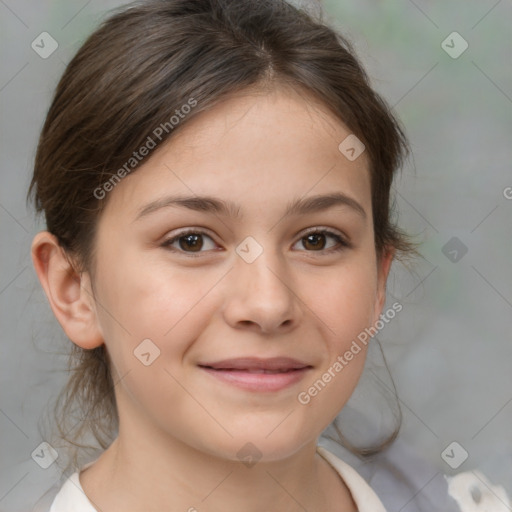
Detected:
left=1, top=0, right=511, bottom=510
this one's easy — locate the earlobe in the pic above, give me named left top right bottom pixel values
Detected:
left=31, top=231, right=104, bottom=349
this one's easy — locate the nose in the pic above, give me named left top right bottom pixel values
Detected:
left=222, top=244, right=302, bottom=335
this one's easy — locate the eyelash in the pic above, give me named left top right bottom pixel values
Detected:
left=160, top=227, right=351, bottom=258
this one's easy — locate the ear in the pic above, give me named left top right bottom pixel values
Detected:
left=372, top=245, right=395, bottom=324
left=31, top=231, right=104, bottom=349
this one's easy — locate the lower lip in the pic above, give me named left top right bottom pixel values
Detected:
left=199, top=367, right=311, bottom=392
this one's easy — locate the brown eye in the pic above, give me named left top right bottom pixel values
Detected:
left=162, top=230, right=217, bottom=255
left=302, top=232, right=327, bottom=251
left=294, top=229, right=349, bottom=253
left=178, top=233, right=203, bottom=252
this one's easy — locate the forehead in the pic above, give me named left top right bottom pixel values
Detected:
left=101, top=85, right=371, bottom=221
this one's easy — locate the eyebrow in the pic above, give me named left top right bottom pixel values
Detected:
left=134, top=192, right=367, bottom=222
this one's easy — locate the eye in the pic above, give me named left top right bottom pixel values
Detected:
left=161, top=229, right=218, bottom=256
left=293, top=228, right=350, bottom=254
left=161, top=227, right=350, bottom=258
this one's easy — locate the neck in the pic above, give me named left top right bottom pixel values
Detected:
left=78, top=396, right=356, bottom=512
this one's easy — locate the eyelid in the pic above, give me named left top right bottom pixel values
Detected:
left=295, top=227, right=351, bottom=253
left=160, top=227, right=219, bottom=257
left=299, top=226, right=349, bottom=243
left=161, top=226, right=351, bottom=256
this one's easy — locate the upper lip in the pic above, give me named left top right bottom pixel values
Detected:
left=198, top=357, right=312, bottom=371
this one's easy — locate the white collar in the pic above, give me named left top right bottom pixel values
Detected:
left=49, top=445, right=386, bottom=511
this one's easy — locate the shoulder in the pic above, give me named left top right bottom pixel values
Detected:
left=44, top=472, right=97, bottom=512
left=317, top=444, right=388, bottom=511
left=317, top=437, right=511, bottom=512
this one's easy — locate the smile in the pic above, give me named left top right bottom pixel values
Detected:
left=198, top=357, right=313, bottom=392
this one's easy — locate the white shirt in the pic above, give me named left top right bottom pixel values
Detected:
left=39, top=442, right=511, bottom=512
left=47, top=445, right=386, bottom=511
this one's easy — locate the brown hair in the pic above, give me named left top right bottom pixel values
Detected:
left=28, top=0, right=420, bottom=473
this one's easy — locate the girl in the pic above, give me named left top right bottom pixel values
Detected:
left=28, top=0, right=505, bottom=510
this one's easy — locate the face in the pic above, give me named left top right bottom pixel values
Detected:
left=88, top=86, right=392, bottom=462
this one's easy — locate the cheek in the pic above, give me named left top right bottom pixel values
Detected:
left=308, top=261, right=378, bottom=350
left=93, top=250, right=219, bottom=372
left=91, top=258, right=215, bottom=434
left=299, top=262, right=377, bottom=406
left=296, top=343, right=368, bottom=435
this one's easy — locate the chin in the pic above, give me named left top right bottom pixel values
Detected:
left=192, top=424, right=316, bottom=464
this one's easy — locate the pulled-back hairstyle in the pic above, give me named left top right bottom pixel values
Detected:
left=28, top=0, right=420, bottom=473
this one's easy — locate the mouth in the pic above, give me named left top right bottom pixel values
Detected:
left=197, top=357, right=313, bottom=392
